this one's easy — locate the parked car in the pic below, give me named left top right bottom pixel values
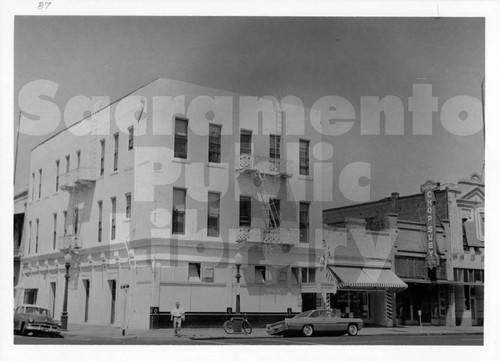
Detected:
left=266, top=309, right=363, bottom=337
left=14, top=305, right=61, bottom=337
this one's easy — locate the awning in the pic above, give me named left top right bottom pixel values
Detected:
left=328, top=266, right=408, bottom=290
left=464, top=222, right=483, bottom=248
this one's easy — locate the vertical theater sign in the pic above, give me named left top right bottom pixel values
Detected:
left=421, top=180, right=440, bottom=269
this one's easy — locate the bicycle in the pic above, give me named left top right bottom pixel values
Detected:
left=223, top=314, right=252, bottom=335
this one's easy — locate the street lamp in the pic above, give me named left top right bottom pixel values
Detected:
left=233, top=252, right=243, bottom=332
left=60, top=251, right=72, bottom=330
left=234, top=252, right=243, bottom=314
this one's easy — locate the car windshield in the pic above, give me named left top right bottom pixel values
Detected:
left=293, top=311, right=312, bottom=319
left=25, top=307, right=50, bottom=317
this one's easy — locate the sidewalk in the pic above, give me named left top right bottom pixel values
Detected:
left=61, top=323, right=483, bottom=340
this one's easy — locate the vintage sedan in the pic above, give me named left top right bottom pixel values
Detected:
left=267, top=309, right=363, bottom=337
left=14, top=305, right=61, bottom=337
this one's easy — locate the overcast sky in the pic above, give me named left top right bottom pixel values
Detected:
left=14, top=16, right=484, bottom=205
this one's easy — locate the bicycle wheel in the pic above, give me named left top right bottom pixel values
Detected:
left=223, top=320, right=235, bottom=334
left=242, top=320, right=252, bottom=335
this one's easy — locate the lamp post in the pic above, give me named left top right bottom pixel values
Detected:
left=60, top=252, right=72, bottom=330
left=233, top=252, right=243, bottom=332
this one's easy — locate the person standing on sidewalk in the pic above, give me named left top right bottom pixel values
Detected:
left=170, top=301, right=185, bottom=337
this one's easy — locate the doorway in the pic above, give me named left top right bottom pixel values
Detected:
left=301, top=293, right=317, bottom=312
left=83, top=280, right=90, bottom=322
left=49, top=282, right=56, bottom=317
left=109, top=280, right=116, bottom=324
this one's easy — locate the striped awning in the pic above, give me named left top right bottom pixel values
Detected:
left=328, top=266, right=408, bottom=290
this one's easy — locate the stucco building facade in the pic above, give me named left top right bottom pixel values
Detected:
left=18, top=78, right=351, bottom=329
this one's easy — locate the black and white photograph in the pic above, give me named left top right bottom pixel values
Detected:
left=2, top=1, right=499, bottom=359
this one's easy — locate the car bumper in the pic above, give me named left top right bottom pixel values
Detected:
left=266, top=322, right=289, bottom=336
left=25, top=324, right=61, bottom=334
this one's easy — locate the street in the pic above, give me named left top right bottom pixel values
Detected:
left=14, top=333, right=483, bottom=346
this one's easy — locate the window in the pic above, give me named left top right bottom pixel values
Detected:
left=453, top=268, right=464, bottom=283
left=53, top=214, right=57, bottom=250
left=188, top=263, right=201, bottom=282
left=113, top=133, right=119, bottom=171
left=31, top=173, right=35, bottom=201
left=28, top=221, right=32, bottom=254
left=278, top=270, right=287, bottom=284
left=309, top=310, right=321, bottom=318
left=299, top=202, right=310, bottom=243
left=208, top=124, right=222, bottom=163
left=172, top=188, right=186, bottom=234
left=239, top=196, right=251, bottom=227
left=100, top=139, right=105, bottom=176
left=76, top=150, right=81, bottom=168
left=65, top=155, right=70, bottom=173
left=269, top=198, right=280, bottom=228
left=301, top=268, right=316, bottom=283
left=292, top=267, right=300, bottom=285
left=97, top=201, right=103, bottom=243
left=464, top=285, right=470, bottom=310
left=38, top=169, right=42, bottom=198
left=299, top=140, right=310, bottom=175
left=55, top=160, right=59, bottom=192
left=35, top=219, right=39, bottom=253
left=128, top=126, right=134, bottom=150
left=174, top=118, right=188, bottom=159
left=111, top=197, right=116, bottom=240
left=255, top=266, right=266, bottom=283
left=74, top=207, right=79, bottom=234
left=24, top=289, right=38, bottom=305
left=240, top=130, right=252, bottom=155
left=125, top=193, right=131, bottom=219
left=462, top=218, right=468, bottom=251
left=270, top=135, right=281, bottom=159
left=207, top=192, right=220, bottom=237
left=63, top=211, right=67, bottom=236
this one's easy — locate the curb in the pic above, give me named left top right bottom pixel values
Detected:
left=190, top=332, right=484, bottom=340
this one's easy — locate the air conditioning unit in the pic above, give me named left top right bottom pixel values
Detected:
left=202, top=266, right=214, bottom=282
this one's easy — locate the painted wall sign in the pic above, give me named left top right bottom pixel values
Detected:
left=420, top=180, right=440, bottom=269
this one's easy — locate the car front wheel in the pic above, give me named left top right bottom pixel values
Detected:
left=20, top=323, right=27, bottom=336
left=302, top=325, right=314, bottom=337
left=347, top=324, right=358, bottom=336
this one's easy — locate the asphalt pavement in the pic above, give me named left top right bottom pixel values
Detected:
left=13, top=322, right=483, bottom=345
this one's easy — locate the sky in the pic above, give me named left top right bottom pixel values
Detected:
left=13, top=16, right=485, bottom=205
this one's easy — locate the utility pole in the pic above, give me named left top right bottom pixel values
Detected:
left=14, top=111, right=21, bottom=186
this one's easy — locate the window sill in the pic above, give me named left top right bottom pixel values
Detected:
left=298, top=175, right=313, bottom=181
left=206, top=163, right=226, bottom=169
left=207, top=235, right=222, bottom=240
left=110, top=171, right=119, bottom=176
left=173, top=158, right=191, bottom=165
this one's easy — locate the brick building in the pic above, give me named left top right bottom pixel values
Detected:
left=324, top=175, right=484, bottom=327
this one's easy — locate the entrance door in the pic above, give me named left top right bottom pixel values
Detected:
left=301, top=293, right=316, bottom=312
left=109, top=280, right=116, bottom=324
left=24, top=289, right=37, bottom=305
left=83, top=280, right=90, bottom=322
left=49, top=283, right=56, bottom=317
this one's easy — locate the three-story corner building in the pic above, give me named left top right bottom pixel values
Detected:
left=19, top=78, right=334, bottom=329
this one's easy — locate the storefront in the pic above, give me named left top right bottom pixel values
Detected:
left=330, top=290, right=372, bottom=320
left=327, top=266, right=407, bottom=326
left=395, top=282, right=452, bottom=325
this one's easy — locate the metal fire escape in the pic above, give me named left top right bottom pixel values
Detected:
left=236, top=102, right=293, bottom=246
